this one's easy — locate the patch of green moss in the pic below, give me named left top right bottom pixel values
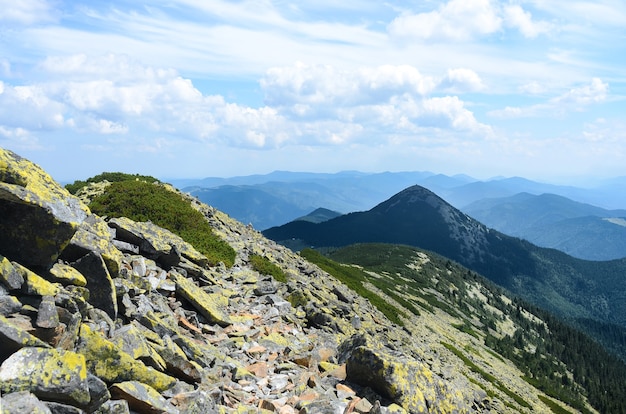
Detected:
left=249, top=254, right=287, bottom=283
left=87, top=180, right=236, bottom=267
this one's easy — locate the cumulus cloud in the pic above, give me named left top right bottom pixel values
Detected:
left=0, top=55, right=493, bottom=153
left=489, top=78, right=608, bottom=118
left=503, top=4, right=552, bottom=38
left=388, top=0, right=551, bottom=41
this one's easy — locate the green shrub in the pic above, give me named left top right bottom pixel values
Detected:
left=65, top=172, right=160, bottom=194
left=88, top=180, right=236, bottom=267
left=249, top=254, right=288, bottom=283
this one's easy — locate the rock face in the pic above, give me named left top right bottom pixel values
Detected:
left=0, top=149, right=89, bottom=270
left=0, top=148, right=572, bottom=413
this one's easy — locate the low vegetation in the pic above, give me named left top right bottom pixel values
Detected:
left=300, top=248, right=409, bottom=326
left=249, top=254, right=288, bottom=282
left=87, top=180, right=236, bottom=267
left=65, top=172, right=160, bottom=194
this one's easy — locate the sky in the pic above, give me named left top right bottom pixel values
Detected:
left=1, top=0, right=625, bottom=184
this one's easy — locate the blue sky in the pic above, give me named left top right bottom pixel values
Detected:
left=1, top=0, right=625, bottom=184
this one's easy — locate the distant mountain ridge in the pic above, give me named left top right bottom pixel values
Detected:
left=174, top=170, right=626, bottom=233
left=463, top=192, right=626, bottom=260
left=263, top=185, right=626, bottom=342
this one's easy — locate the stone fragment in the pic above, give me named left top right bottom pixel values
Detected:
left=59, top=214, right=123, bottom=279
left=94, top=399, right=130, bottom=414
left=0, top=254, right=24, bottom=290
left=0, top=347, right=90, bottom=407
left=0, top=391, right=53, bottom=414
left=0, top=314, right=50, bottom=361
left=0, top=148, right=89, bottom=270
left=71, top=251, right=117, bottom=319
left=170, top=272, right=232, bottom=327
left=0, top=290, right=22, bottom=316
left=150, top=335, right=202, bottom=383
left=36, top=295, right=60, bottom=328
left=86, top=373, right=112, bottom=412
left=44, top=402, right=86, bottom=414
left=76, top=324, right=177, bottom=392
left=169, top=390, right=217, bottom=413
left=109, top=381, right=180, bottom=414
left=48, top=262, right=87, bottom=287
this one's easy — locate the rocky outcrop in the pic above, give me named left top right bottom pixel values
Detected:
left=0, top=148, right=568, bottom=413
left=0, top=149, right=89, bottom=270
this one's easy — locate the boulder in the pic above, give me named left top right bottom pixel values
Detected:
left=71, top=251, right=117, bottom=319
left=76, top=324, right=177, bottom=392
left=0, top=314, right=50, bottom=362
left=0, top=148, right=89, bottom=270
left=48, top=262, right=87, bottom=287
left=346, top=345, right=468, bottom=414
left=170, top=271, right=232, bottom=327
left=0, top=347, right=91, bottom=407
left=0, top=391, right=53, bottom=414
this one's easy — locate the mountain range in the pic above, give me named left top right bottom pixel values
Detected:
left=463, top=192, right=626, bottom=260
left=177, top=171, right=626, bottom=260
left=263, top=185, right=626, bottom=359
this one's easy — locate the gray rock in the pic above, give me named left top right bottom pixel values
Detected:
left=71, top=251, right=117, bottom=319
left=36, top=295, right=60, bottom=329
left=109, top=381, right=180, bottom=414
left=0, top=290, right=22, bottom=316
left=0, top=391, right=53, bottom=414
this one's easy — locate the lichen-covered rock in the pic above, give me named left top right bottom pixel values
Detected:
left=0, top=314, right=51, bottom=361
left=0, top=148, right=89, bottom=270
left=60, top=214, right=124, bottom=279
left=76, top=324, right=177, bottom=392
left=71, top=251, right=117, bottom=319
left=0, top=347, right=90, bottom=407
left=48, top=262, right=88, bottom=287
left=108, top=217, right=207, bottom=269
left=13, top=262, right=61, bottom=297
left=346, top=344, right=469, bottom=414
left=109, top=381, right=180, bottom=414
left=0, top=254, right=24, bottom=290
left=170, top=271, right=232, bottom=327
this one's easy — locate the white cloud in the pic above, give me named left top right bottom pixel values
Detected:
left=388, top=0, right=553, bottom=41
left=503, top=4, right=552, bottom=38
left=438, top=68, right=485, bottom=92
left=261, top=62, right=437, bottom=108
left=489, top=78, right=609, bottom=118
left=0, top=0, right=56, bottom=25
left=388, top=0, right=502, bottom=41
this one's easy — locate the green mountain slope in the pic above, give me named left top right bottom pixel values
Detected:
left=302, top=244, right=626, bottom=413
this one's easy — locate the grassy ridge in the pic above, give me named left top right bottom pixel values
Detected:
left=87, top=180, right=236, bottom=267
